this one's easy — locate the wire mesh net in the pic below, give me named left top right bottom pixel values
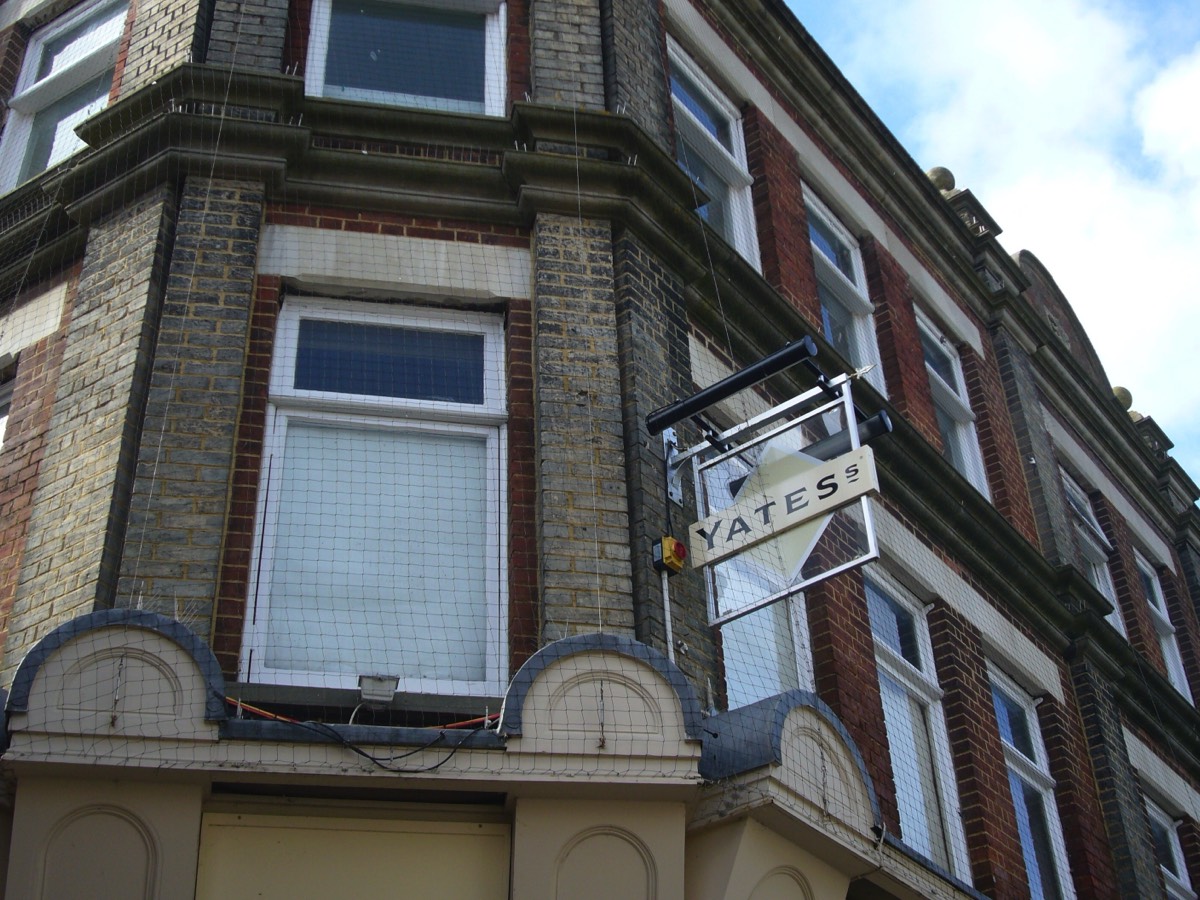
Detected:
left=0, top=0, right=869, bottom=841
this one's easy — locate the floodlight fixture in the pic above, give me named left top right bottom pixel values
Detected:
left=358, top=674, right=399, bottom=706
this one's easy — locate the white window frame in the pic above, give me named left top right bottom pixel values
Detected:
left=1136, top=553, right=1194, bottom=703
left=240, top=297, right=508, bottom=696
left=0, top=0, right=127, bottom=192
left=990, top=666, right=1076, bottom=900
left=1061, top=468, right=1125, bottom=636
left=866, top=573, right=970, bottom=879
left=304, top=0, right=506, bottom=116
left=916, top=310, right=989, bottom=497
left=667, top=38, right=759, bottom=268
left=0, top=377, right=12, bottom=450
left=1147, top=797, right=1196, bottom=900
left=804, top=190, right=885, bottom=393
left=713, top=555, right=812, bottom=709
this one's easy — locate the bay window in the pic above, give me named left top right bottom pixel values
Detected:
left=240, top=298, right=507, bottom=696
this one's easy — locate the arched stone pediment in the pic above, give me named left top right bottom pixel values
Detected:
left=6, top=609, right=225, bottom=740
left=499, top=633, right=703, bottom=776
left=700, top=690, right=879, bottom=839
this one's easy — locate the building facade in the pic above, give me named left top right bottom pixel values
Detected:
left=0, top=0, right=1198, bottom=897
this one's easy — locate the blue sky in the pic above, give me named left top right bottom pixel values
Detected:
left=784, top=0, right=1200, bottom=483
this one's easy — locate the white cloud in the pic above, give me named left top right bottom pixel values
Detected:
left=1137, top=46, right=1200, bottom=184
left=787, top=0, right=1200, bottom=480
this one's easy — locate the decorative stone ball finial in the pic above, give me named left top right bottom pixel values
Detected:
left=927, top=166, right=956, bottom=192
left=1113, top=386, right=1132, bottom=410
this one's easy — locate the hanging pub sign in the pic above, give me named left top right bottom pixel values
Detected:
left=689, top=445, right=877, bottom=568
left=651, top=355, right=889, bottom=628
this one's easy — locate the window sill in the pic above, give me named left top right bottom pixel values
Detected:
left=220, top=716, right=507, bottom=749
left=226, top=680, right=503, bottom=717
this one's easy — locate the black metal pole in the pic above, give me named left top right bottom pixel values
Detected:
left=646, top=336, right=818, bottom=436
left=801, top=410, right=893, bottom=461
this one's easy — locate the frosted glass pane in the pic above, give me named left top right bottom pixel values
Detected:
left=880, top=671, right=949, bottom=868
left=720, top=599, right=798, bottom=709
left=264, top=421, right=489, bottom=680
left=22, top=72, right=112, bottom=180
left=35, top=2, right=126, bottom=81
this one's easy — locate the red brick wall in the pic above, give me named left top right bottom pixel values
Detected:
left=264, top=204, right=528, bottom=247
left=927, top=602, right=1028, bottom=897
left=859, top=236, right=937, bottom=439
left=805, top=571, right=898, bottom=831
left=742, top=105, right=818, bottom=322
left=507, top=0, right=531, bottom=112
left=282, top=0, right=312, bottom=76
left=506, top=295, right=538, bottom=672
left=110, top=1, right=138, bottom=100
left=0, top=273, right=74, bottom=668
left=211, top=274, right=279, bottom=675
left=1042, top=670, right=1122, bottom=900
left=959, top=343, right=1039, bottom=545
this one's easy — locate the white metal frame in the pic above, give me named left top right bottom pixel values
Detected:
left=667, top=37, right=759, bottom=268
left=989, top=665, right=1076, bottom=900
left=304, top=0, right=507, bottom=116
left=240, top=297, right=509, bottom=696
left=681, top=373, right=878, bottom=625
left=916, top=309, right=989, bottom=497
left=1136, top=552, right=1194, bottom=702
left=803, top=189, right=885, bottom=393
left=0, top=0, right=127, bottom=191
left=866, top=571, right=971, bottom=880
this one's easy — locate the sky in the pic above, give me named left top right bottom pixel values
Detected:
left=783, top=0, right=1200, bottom=484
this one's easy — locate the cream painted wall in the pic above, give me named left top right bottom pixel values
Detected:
left=687, top=817, right=849, bottom=900
left=195, top=810, right=510, bottom=900
left=4, top=777, right=203, bottom=900
left=510, top=798, right=686, bottom=900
